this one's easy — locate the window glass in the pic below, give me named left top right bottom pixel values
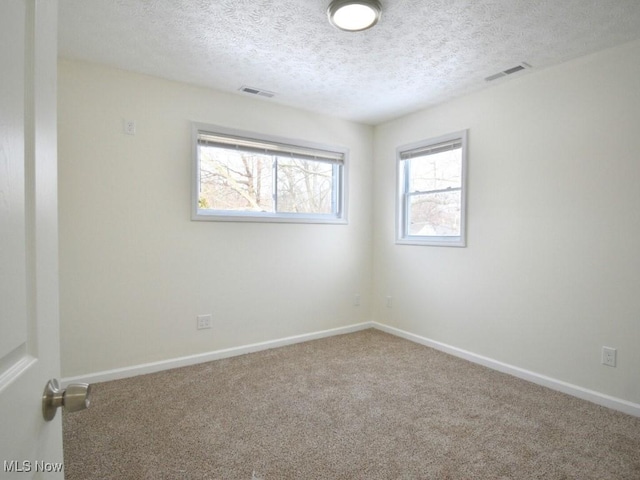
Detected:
left=193, top=125, right=346, bottom=224
left=397, top=131, right=467, bottom=246
left=276, top=157, right=334, bottom=214
left=199, top=147, right=274, bottom=212
left=409, top=149, right=461, bottom=192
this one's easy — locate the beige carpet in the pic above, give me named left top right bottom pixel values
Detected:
left=63, top=329, right=640, bottom=479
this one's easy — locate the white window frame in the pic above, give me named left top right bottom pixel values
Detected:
left=396, top=130, right=468, bottom=247
left=192, top=123, right=348, bottom=224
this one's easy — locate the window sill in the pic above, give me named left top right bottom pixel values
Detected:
left=396, top=236, right=466, bottom=247
left=192, top=210, right=348, bottom=225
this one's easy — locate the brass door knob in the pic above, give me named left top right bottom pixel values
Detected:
left=42, top=378, right=92, bottom=421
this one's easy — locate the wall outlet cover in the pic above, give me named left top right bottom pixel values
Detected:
left=124, top=119, right=136, bottom=135
left=197, top=314, right=212, bottom=330
left=602, top=346, right=617, bottom=367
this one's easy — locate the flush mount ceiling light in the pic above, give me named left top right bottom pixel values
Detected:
left=327, top=0, right=382, bottom=32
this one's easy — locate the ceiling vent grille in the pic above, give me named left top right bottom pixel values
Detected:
left=239, top=86, right=275, bottom=98
left=485, top=62, right=532, bottom=82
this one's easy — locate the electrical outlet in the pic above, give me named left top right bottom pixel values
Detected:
left=602, top=346, right=617, bottom=367
left=386, top=296, right=392, bottom=308
left=196, top=314, right=212, bottom=330
left=123, top=119, right=136, bottom=135
left=354, top=294, right=361, bottom=306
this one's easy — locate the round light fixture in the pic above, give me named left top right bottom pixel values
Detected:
left=327, top=0, right=382, bottom=32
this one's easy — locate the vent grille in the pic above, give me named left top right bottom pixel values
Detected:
left=239, top=86, right=275, bottom=98
left=485, top=62, right=531, bottom=82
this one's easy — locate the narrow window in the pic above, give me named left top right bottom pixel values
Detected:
left=192, top=124, right=347, bottom=224
left=397, top=130, right=468, bottom=246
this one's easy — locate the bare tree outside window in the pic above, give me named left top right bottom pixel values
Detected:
left=199, top=147, right=273, bottom=212
left=194, top=126, right=345, bottom=223
left=397, top=130, right=467, bottom=246
left=277, top=158, right=333, bottom=214
left=407, top=148, right=462, bottom=236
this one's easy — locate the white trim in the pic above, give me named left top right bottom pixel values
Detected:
left=191, top=122, right=349, bottom=225
left=395, top=129, right=468, bottom=247
left=62, top=320, right=640, bottom=418
left=372, top=322, right=640, bottom=417
left=61, top=322, right=373, bottom=387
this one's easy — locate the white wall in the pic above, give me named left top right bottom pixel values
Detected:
left=59, top=39, right=640, bottom=407
left=373, top=39, right=640, bottom=404
left=58, top=59, right=373, bottom=377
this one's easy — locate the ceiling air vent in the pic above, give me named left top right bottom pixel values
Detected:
left=485, top=62, right=532, bottom=82
left=239, top=86, right=275, bottom=98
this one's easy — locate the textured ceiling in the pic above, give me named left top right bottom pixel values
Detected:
left=58, top=0, right=640, bottom=125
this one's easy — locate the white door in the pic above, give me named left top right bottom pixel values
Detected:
left=0, top=1, right=62, bottom=478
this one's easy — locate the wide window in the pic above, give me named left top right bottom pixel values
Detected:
left=397, top=130, right=467, bottom=246
left=193, top=124, right=347, bottom=223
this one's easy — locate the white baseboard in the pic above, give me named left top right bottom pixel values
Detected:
left=61, top=322, right=373, bottom=386
left=62, top=319, right=640, bottom=417
left=372, top=322, right=640, bottom=418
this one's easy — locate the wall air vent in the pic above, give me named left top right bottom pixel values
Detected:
left=485, top=62, right=532, bottom=82
left=239, top=86, right=275, bottom=98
